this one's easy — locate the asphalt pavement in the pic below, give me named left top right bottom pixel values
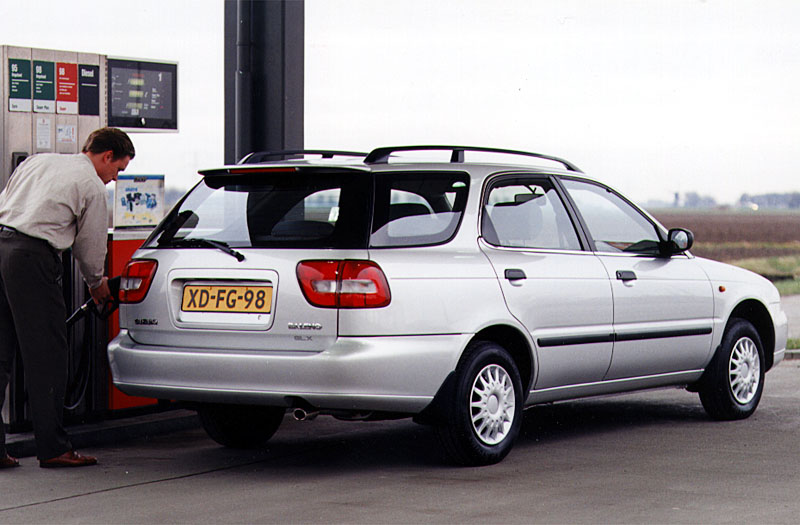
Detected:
left=1, top=360, right=799, bottom=524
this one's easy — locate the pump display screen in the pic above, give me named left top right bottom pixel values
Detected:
left=107, top=58, right=177, bottom=130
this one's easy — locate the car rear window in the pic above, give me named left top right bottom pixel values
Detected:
left=370, top=172, right=470, bottom=247
left=145, top=170, right=371, bottom=249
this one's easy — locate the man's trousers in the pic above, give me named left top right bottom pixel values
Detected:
left=0, top=229, right=72, bottom=460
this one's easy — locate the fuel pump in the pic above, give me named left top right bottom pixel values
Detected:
left=1, top=44, right=177, bottom=430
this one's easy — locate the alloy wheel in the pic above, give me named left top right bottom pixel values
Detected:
left=470, top=364, right=516, bottom=445
left=729, top=336, right=761, bottom=405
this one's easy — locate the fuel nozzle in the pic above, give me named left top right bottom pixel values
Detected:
left=65, top=276, right=122, bottom=327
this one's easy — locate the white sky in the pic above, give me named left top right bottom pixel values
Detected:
left=3, top=0, right=800, bottom=205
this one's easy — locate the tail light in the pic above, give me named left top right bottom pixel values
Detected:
left=119, top=259, right=158, bottom=303
left=296, top=260, right=391, bottom=308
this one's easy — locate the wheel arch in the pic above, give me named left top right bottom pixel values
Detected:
left=471, top=324, right=534, bottom=393
left=413, top=323, right=534, bottom=426
left=727, top=299, right=775, bottom=371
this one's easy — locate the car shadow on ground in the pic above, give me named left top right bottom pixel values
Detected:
left=195, top=392, right=712, bottom=474
left=518, top=394, right=709, bottom=444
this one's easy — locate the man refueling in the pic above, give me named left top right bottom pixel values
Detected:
left=0, top=127, right=135, bottom=469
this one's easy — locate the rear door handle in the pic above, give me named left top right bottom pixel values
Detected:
left=616, top=270, right=637, bottom=281
left=505, top=269, right=526, bottom=281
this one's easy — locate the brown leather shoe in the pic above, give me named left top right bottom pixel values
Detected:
left=0, top=454, right=20, bottom=469
left=39, top=450, right=97, bottom=468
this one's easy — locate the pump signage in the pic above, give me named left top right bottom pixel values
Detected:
left=8, top=58, right=32, bottom=112
left=78, top=64, right=100, bottom=116
left=56, top=62, right=78, bottom=114
left=33, top=60, right=56, bottom=113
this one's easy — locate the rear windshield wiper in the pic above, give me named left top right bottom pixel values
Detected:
left=167, top=238, right=246, bottom=262
left=156, top=210, right=199, bottom=247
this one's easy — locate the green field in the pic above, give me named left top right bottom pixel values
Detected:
left=724, top=255, right=800, bottom=295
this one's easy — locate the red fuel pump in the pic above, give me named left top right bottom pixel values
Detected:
left=106, top=231, right=158, bottom=410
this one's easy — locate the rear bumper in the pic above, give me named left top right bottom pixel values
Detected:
left=107, top=330, right=466, bottom=413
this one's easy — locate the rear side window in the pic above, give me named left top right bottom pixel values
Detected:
left=482, top=177, right=581, bottom=251
left=370, top=172, right=470, bottom=247
left=145, top=171, right=370, bottom=249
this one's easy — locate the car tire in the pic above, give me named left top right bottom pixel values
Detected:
left=436, top=340, right=523, bottom=466
left=698, top=319, right=765, bottom=421
left=197, top=403, right=285, bottom=448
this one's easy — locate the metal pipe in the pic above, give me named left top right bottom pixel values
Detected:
left=292, top=408, right=319, bottom=421
left=234, top=0, right=253, bottom=163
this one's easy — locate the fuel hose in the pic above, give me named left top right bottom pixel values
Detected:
left=64, top=277, right=120, bottom=410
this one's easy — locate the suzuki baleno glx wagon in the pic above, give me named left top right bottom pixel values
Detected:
left=109, top=146, right=788, bottom=465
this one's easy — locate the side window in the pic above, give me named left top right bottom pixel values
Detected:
left=389, top=189, right=434, bottom=214
left=562, top=179, right=660, bottom=255
left=370, top=172, right=469, bottom=247
left=482, top=178, right=581, bottom=251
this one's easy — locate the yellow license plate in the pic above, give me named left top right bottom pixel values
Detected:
left=181, top=285, right=273, bottom=313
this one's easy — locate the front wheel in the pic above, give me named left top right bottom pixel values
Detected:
left=699, top=319, right=765, bottom=420
left=197, top=403, right=285, bottom=448
left=436, top=341, right=524, bottom=466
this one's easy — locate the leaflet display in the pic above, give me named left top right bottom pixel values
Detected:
left=114, top=174, right=165, bottom=227
left=107, top=58, right=177, bottom=130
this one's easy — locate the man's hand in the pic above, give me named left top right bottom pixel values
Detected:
left=89, top=277, right=113, bottom=305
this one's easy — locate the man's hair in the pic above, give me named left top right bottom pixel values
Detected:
left=82, top=127, right=135, bottom=160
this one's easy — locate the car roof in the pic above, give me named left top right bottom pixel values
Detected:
left=199, top=145, right=593, bottom=182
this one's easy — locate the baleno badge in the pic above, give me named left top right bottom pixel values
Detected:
left=288, top=322, right=323, bottom=330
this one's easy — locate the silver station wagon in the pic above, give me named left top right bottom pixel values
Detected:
left=109, top=146, right=788, bottom=465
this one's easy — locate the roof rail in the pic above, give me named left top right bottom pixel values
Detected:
left=363, top=145, right=582, bottom=172
left=239, top=149, right=368, bottom=164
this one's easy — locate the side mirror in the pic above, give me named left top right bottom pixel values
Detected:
left=665, top=228, right=694, bottom=255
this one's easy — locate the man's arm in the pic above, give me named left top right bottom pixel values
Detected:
left=73, top=190, right=110, bottom=303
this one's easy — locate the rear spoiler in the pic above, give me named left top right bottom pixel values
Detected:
left=198, top=165, right=369, bottom=177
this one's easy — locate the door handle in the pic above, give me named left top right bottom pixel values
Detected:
left=616, top=270, right=637, bottom=281
left=504, top=269, right=526, bottom=281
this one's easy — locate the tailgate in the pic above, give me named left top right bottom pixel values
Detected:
left=121, top=248, right=369, bottom=352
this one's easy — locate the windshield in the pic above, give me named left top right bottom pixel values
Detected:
left=145, top=171, right=371, bottom=249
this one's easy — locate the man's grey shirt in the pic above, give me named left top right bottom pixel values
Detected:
left=0, top=153, right=107, bottom=288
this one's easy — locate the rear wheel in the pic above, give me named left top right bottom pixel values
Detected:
left=436, top=341, right=523, bottom=466
left=197, top=403, right=285, bottom=448
left=699, top=319, right=765, bottom=420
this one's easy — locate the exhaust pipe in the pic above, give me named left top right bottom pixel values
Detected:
left=292, top=408, right=319, bottom=421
